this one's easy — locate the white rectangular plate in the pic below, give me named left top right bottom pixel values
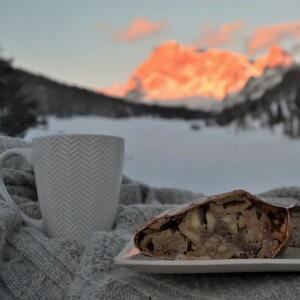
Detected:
left=114, top=240, right=300, bottom=273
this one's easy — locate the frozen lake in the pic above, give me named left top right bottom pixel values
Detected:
left=25, top=116, right=300, bottom=195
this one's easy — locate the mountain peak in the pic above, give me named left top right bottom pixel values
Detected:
left=101, top=42, right=293, bottom=101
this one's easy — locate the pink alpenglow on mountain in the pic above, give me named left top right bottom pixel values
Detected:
left=101, top=41, right=293, bottom=101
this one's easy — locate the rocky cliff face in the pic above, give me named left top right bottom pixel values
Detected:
left=102, top=41, right=293, bottom=101
left=219, top=65, right=300, bottom=137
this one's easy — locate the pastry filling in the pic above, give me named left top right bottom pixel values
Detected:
left=137, top=199, right=287, bottom=259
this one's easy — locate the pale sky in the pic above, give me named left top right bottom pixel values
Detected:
left=1, top=0, right=300, bottom=90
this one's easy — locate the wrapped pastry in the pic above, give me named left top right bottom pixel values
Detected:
left=134, top=190, right=290, bottom=259
left=289, top=206, right=300, bottom=248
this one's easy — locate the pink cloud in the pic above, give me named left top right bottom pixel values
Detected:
left=248, top=21, right=300, bottom=54
left=196, top=21, right=244, bottom=48
left=115, top=17, right=168, bottom=42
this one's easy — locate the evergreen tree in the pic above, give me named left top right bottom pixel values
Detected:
left=0, top=56, right=38, bottom=136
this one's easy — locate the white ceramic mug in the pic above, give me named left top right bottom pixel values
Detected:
left=0, top=134, right=124, bottom=242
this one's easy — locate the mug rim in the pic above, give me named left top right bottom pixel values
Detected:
left=32, top=134, right=124, bottom=143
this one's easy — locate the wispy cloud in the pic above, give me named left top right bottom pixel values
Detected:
left=116, top=17, right=168, bottom=42
left=248, top=21, right=300, bottom=54
left=97, top=17, right=168, bottom=43
left=196, top=21, right=244, bottom=48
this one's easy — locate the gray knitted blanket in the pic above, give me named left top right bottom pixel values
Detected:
left=1, top=136, right=300, bottom=299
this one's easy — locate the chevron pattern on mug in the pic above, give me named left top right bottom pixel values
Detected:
left=31, top=134, right=124, bottom=241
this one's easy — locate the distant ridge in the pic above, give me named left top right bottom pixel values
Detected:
left=16, top=68, right=212, bottom=120
left=14, top=64, right=300, bottom=137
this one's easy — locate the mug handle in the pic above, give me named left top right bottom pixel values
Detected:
left=0, top=147, right=44, bottom=231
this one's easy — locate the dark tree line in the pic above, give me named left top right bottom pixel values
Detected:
left=0, top=55, right=39, bottom=136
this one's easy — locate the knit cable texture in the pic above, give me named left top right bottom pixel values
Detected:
left=0, top=136, right=300, bottom=299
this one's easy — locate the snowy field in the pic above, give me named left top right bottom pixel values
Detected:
left=25, top=116, right=300, bottom=195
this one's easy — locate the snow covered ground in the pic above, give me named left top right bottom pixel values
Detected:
left=25, top=116, right=300, bottom=195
